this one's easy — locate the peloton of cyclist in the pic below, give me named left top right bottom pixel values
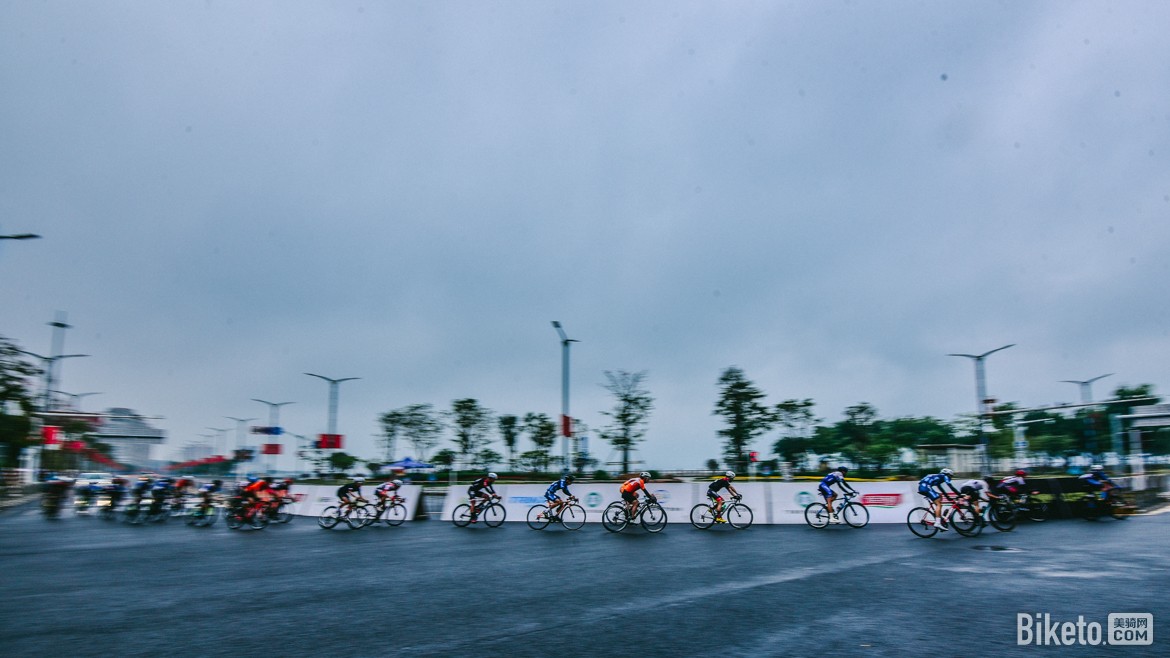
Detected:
left=707, top=471, right=740, bottom=523
left=620, top=472, right=655, bottom=520
left=467, top=473, right=499, bottom=522
left=818, top=466, right=858, bottom=524
left=918, top=468, right=961, bottom=531
left=544, top=474, right=576, bottom=520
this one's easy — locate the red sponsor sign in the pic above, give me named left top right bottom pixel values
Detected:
left=561, top=415, right=572, bottom=437
left=42, top=425, right=61, bottom=445
left=317, top=434, right=343, bottom=449
left=860, top=493, right=903, bottom=508
left=262, top=443, right=283, bottom=455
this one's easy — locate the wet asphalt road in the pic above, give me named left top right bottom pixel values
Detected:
left=1, top=504, right=1167, bottom=657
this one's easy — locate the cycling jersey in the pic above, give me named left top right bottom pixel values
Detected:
left=995, top=475, right=1025, bottom=495
left=545, top=478, right=573, bottom=502
left=917, top=473, right=953, bottom=501
left=336, top=482, right=362, bottom=498
left=959, top=479, right=987, bottom=500
left=375, top=482, right=400, bottom=498
left=1080, top=472, right=1113, bottom=488
left=620, top=478, right=647, bottom=502
left=244, top=480, right=268, bottom=496
left=468, top=478, right=496, bottom=498
left=819, top=471, right=856, bottom=498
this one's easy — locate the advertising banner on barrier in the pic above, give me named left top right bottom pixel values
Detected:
left=440, top=481, right=922, bottom=524
left=768, top=481, right=921, bottom=524
left=289, top=484, right=424, bottom=521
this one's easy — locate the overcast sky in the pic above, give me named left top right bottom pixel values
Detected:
left=2, top=2, right=1167, bottom=471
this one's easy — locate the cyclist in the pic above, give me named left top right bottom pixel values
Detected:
left=467, top=473, right=499, bottom=522
left=818, top=466, right=858, bottom=524
left=148, top=477, right=173, bottom=515
left=995, top=469, right=1028, bottom=498
left=918, top=468, right=961, bottom=531
left=103, top=477, right=127, bottom=511
left=544, top=474, right=576, bottom=520
left=375, top=479, right=404, bottom=506
left=195, top=479, right=223, bottom=517
left=620, top=472, right=655, bottom=520
left=336, top=476, right=366, bottom=507
left=707, top=471, right=740, bottom=523
left=1079, top=465, right=1115, bottom=500
left=130, top=475, right=152, bottom=505
left=958, top=477, right=991, bottom=516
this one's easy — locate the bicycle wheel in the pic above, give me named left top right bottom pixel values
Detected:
left=949, top=504, right=980, bottom=537
left=988, top=503, right=1016, bottom=532
left=527, top=504, right=551, bottom=530
left=1110, top=492, right=1133, bottom=520
left=249, top=509, right=269, bottom=530
left=201, top=506, right=219, bottom=527
left=452, top=503, right=472, bottom=527
left=345, top=505, right=373, bottom=529
left=641, top=503, right=667, bottom=533
left=225, top=510, right=243, bottom=530
left=1025, top=501, right=1049, bottom=522
left=841, top=502, right=869, bottom=528
left=804, top=502, right=830, bottom=529
left=602, top=502, right=629, bottom=533
left=726, top=503, right=753, bottom=529
left=561, top=504, right=586, bottom=530
left=483, top=503, right=506, bottom=527
left=907, top=507, right=939, bottom=538
left=318, top=506, right=341, bottom=529
left=690, top=504, right=716, bottom=530
left=384, top=503, right=407, bottom=527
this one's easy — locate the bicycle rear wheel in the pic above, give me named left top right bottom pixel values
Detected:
left=726, top=503, right=753, bottom=529
left=841, top=502, right=869, bottom=528
left=641, top=503, right=667, bottom=533
left=1110, top=492, right=1134, bottom=520
left=345, top=506, right=373, bottom=529
left=690, top=504, right=715, bottom=529
left=1025, top=500, right=1049, bottom=522
left=988, top=502, right=1016, bottom=532
left=250, top=509, right=269, bottom=530
left=526, top=504, right=551, bottom=530
left=318, top=506, right=340, bottom=529
left=602, top=502, right=629, bottom=533
left=804, top=502, right=830, bottom=529
left=384, top=503, right=407, bottom=526
left=225, top=510, right=244, bottom=530
left=907, top=507, right=939, bottom=538
left=483, top=503, right=506, bottom=527
left=452, top=503, right=472, bottom=527
left=950, top=504, right=980, bottom=537
left=561, top=504, right=586, bottom=530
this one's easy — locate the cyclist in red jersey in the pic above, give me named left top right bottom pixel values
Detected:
left=620, top=472, right=655, bottom=519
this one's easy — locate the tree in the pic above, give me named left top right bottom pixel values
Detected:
left=475, top=448, right=503, bottom=471
left=366, top=461, right=383, bottom=477
left=498, top=415, right=520, bottom=469
left=381, top=403, right=443, bottom=462
left=713, top=367, right=776, bottom=473
left=328, top=451, right=359, bottom=474
left=706, top=458, right=719, bottom=470
left=773, top=399, right=819, bottom=466
left=448, top=399, right=494, bottom=469
left=598, top=370, right=654, bottom=474
left=0, top=336, right=41, bottom=467
left=431, top=448, right=457, bottom=468
left=523, top=412, right=558, bottom=472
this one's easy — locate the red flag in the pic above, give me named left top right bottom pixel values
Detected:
left=262, top=443, right=283, bottom=455
left=317, top=434, right=342, bottom=449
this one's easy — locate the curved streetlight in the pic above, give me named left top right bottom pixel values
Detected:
left=16, top=350, right=90, bottom=410
left=551, top=321, right=579, bottom=473
left=1060, top=374, right=1113, bottom=404
left=304, top=373, right=359, bottom=437
left=0, top=233, right=41, bottom=240
left=49, top=390, right=102, bottom=411
left=948, top=344, right=1014, bottom=471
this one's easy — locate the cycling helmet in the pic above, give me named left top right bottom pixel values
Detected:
left=564, top=475, right=575, bottom=483
left=353, top=476, right=366, bottom=483
left=487, top=472, right=498, bottom=479
left=1015, top=469, right=1027, bottom=477
left=1091, top=464, right=1103, bottom=472
left=837, top=466, right=848, bottom=474
left=392, top=479, right=403, bottom=487
left=940, top=468, right=955, bottom=476
left=640, top=472, right=651, bottom=480
left=213, top=479, right=223, bottom=486
left=246, top=476, right=259, bottom=483
left=725, top=471, right=736, bottom=480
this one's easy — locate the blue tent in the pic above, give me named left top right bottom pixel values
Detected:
left=387, top=457, right=434, bottom=470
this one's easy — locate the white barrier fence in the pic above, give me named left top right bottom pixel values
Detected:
left=287, top=484, right=425, bottom=521
left=439, top=481, right=925, bottom=524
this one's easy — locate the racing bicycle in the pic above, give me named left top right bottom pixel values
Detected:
left=318, top=499, right=375, bottom=530
left=690, top=495, right=753, bottom=530
left=602, top=495, right=667, bottom=533
left=907, top=495, right=979, bottom=538
left=803, top=491, right=869, bottom=529
left=372, top=495, right=408, bottom=527
left=527, top=497, right=586, bottom=530
left=452, top=495, right=506, bottom=528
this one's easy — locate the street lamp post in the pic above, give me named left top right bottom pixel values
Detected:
left=225, top=417, right=256, bottom=462
left=17, top=350, right=89, bottom=410
left=1061, top=374, right=1112, bottom=459
left=304, top=373, right=360, bottom=438
left=49, top=390, right=101, bottom=412
left=948, top=344, right=1015, bottom=472
left=551, top=321, right=579, bottom=474
left=0, top=233, right=41, bottom=240
left=206, top=427, right=229, bottom=459
left=252, top=399, right=294, bottom=475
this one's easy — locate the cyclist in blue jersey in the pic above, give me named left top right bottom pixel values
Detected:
left=818, top=466, right=858, bottom=524
left=1079, top=465, right=1115, bottom=500
left=544, top=475, right=577, bottom=520
left=918, top=468, right=960, bottom=531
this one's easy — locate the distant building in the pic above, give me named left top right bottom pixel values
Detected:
left=91, top=408, right=166, bottom=467
left=181, top=443, right=213, bottom=462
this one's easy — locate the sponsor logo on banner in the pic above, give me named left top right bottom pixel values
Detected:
left=586, top=492, right=603, bottom=508
left=795, top=491, right=814, bottom=507
left=652, top=488, right=671, bottom=503
left=860, top=493, right=903, bottom=508
left=292, top=493, right=306, bottom=502
left=510, top=496, right=544, bottom=505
